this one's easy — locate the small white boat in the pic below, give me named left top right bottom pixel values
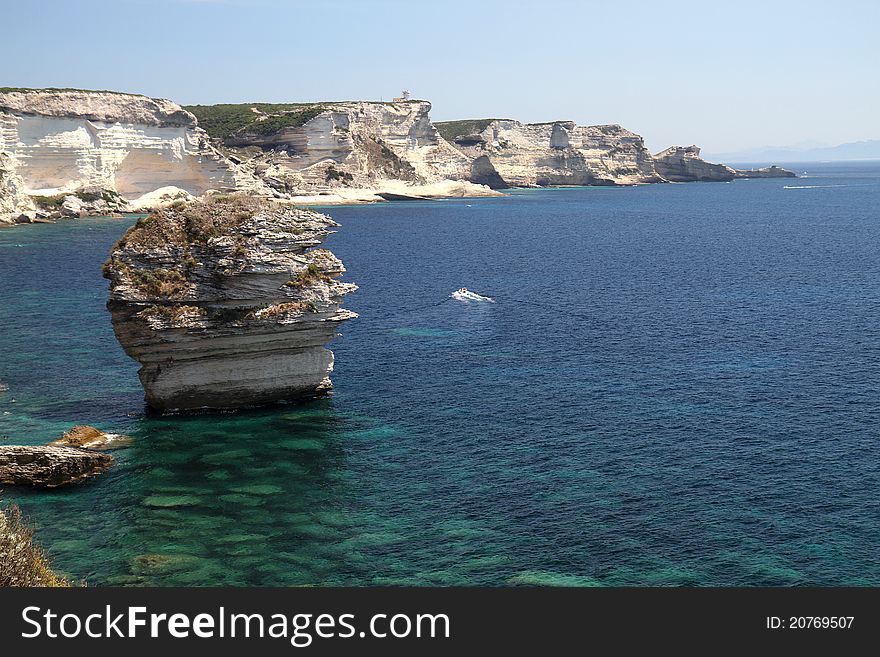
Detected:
left=451, top=288, right=495, bottom=303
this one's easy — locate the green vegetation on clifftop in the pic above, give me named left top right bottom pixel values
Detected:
left=435, top=119, right=504, bottom=142
left=185, top=103, right=323, bottom=140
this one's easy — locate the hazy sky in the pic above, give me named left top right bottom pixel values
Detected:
left=3, top=0, right=877, bottom=152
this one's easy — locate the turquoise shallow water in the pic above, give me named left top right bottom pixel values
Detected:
left=2, top=162, right=880, bottom=585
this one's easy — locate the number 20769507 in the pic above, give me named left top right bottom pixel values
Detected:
left=766, top=616, right=854, bottom=629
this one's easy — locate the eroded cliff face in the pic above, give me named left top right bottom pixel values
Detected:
left=229, top=101, right=498, bottom=200
left=437, top=119, right=663, bottom=187
left=104, top=195, right=356, bottom=411
left=0, top=152, right=33, bottom=223
left=0, top=89, right=267, bottom=224
left=652, top=145, right=737, bottom=182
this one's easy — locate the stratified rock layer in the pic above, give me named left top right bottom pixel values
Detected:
left=437, top=119, right=663, bottom=187
left=103, top=195, right=356, bottom=411
left=652, top=145, right=737, bottom=182
left=0, top=445, right=113, bottom=488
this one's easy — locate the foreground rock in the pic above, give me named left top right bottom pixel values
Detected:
left=0, top=503, right=73, bottom=586
left=734, top=165, right=797, bottom=179
left=652, top=145, right=737, bottom=182
left=0, top=446, right=113, bottom=488
left=103, top=194, right=356, bottom=411
left=437, top=119, right=662, bottom=187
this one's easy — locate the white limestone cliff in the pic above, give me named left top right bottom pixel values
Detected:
left=0, top=89, right=268, bottom=224
left=213, top=100, right=499, bottom=201
left=2, top=88, right=778, bottom=226
left=437, top=119, right=663, bottom=187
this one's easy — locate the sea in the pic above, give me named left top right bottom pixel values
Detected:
left=1, top=161, right=879, bottom=586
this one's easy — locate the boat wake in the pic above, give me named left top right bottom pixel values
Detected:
left=784, top=184, right=869, bottom=189
left=451, top=288, right=495, bottom=303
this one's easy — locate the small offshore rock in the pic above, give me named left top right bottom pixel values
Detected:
left=0, top=445, right=113, bottom=488
left=733, top=165, right=797, bottom=179
left=49, top=425, right=132, bottom=450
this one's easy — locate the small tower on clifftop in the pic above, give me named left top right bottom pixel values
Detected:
left=392, top=90, right=411, bottom=102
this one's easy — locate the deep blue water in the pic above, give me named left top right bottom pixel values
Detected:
left=2, top=161, right=880, bottom=586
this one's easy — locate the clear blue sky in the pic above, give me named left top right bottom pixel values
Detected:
left=3, top=0, right=877, bottom=153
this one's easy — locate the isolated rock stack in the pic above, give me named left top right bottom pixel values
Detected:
left=103, top=195, right=357, bottom=411
left=652, top=145, right=737, bottom=182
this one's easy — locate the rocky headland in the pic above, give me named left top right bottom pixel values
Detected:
left=103, top=194, right=356, bottom=411
left=436, top=119, right=663, bottom=187
left=652, top=145, right=737, bottom=182
left=653, top=145, right=796, bottom=182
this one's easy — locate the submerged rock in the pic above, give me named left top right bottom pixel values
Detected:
left=103, top=194, right=356, bottom=411
left=0, top=445, right=113, bottom=488
left=652, top=145, right=736, bottom=182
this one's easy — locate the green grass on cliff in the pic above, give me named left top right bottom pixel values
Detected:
left=435, top=119, right=504, bottom=141
left=184, top=103, right=326, bottom=139
left=242, top=106, right=325, bottom=136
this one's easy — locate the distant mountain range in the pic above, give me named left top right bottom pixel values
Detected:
left=705, top=139, right=880, bottom=164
